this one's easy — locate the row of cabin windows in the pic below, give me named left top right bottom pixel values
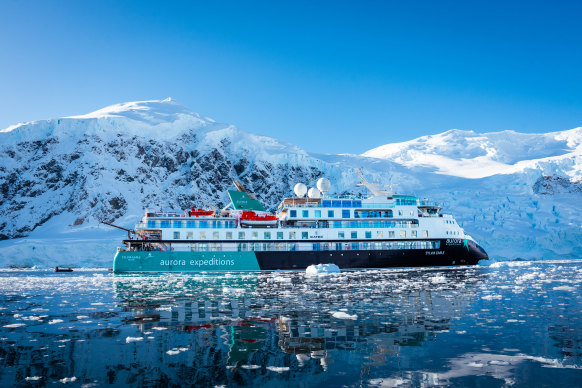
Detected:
left=289, top=209, right=414, bottom=219
left=172, top=229, right=428, bottom=240
left=331, top=220, right=418, bottom=228
left=321, top=200, right=363, bottom=208
left=149, top=220, right=236, bottom=229
left=154, top=240, right=440, bottom=253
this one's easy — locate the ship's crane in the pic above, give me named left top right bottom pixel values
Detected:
left=99, top=221, right=136, bottom=239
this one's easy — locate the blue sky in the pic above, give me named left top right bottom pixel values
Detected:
left=1, top=0, right=581, bottom=154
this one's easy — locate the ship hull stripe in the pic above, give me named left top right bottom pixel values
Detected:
left=113, top=239, right=487, bottom=272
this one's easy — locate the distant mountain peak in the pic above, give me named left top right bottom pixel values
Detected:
left=0, top=99, right=216, bottom=143
left=66, top=98, right=200, bottom=124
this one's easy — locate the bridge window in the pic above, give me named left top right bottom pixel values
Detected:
left=302, top=210, right=309, bottom=218
left=173, top=232, right=180, bottom=239
left=302, top=232, right=308, bottom=239
left=400, top=231, right=406, bottom=238
left=200, top=232, right=207, bottom=239
left=411, top=230, right=417, bottom=238
left=328, top=210, right=334, bottom=218
left=277, top=232, right=284, bottom=239
left=338, top=231, right=345, bottom=239
left=290, top=210, right=297, bottom=217
left=264, top=232, right=271, bottom=239
left=377, top=231, right=383, bottom=238
left=342, top=210, right=350, bottom=218
left=226, top=232, right=233, bottom=239
left=389, top=231, right=395, bottom=238
left=315, top=210, right=321, bottom=217
left=213, top=232, right=219, bottom=239
left=289, top=232, right=296, bottom=239
left=251, top=231, right=258, bottom=239
left=351, top=231, right=357, bottom=239
left=147, top=221, right=157, bottom=228
left=238, top=232, right=245, bottom=239
left=161, top=220, right=170, bottom=228
left=187, top=232, right=193, bottom=239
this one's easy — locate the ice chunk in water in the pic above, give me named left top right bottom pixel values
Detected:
left=306, top=264, right=340, bottom=276
left=331, top=311, right=357, bottom=320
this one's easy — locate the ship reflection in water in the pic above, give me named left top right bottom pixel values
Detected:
left=1, top=262, right=582, bottom=386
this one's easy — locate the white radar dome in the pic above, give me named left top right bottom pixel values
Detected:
left=316, top=177, right=331, bottom=194
left=307, top=187, right=321, bottom=199
left=294, top=183, right=307, bottom=198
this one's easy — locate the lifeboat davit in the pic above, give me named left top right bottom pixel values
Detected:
left=240, top=211, right=277, bottom=227
left=189, top=207, right=216, bottom=217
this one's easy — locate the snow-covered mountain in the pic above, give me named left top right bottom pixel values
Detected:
left=363, top=128, right=582, bottom=179
left=0, top=99, right=580, bottom=267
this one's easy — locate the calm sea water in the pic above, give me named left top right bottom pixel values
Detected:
left=0, top=261, right=581, bottom=387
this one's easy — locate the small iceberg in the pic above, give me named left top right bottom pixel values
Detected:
left=331, top=311, right=358, bottom=320
left=125, top=336, right=144, bottom=343
left=305, top=264, right=340, bottom=276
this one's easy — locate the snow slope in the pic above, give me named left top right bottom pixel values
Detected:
left=0, top=99, right=581, bottom=267
left=362, top=129, right=582, bottom=179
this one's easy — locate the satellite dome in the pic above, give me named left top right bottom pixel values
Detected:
left=294, top=183, right=307, bottom=198
left=316, top=177, right=331, bottom=194
left=307, top=187, right=321, bottom=199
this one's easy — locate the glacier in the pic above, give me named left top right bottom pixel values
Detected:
left=0, top=98, right=580, bottom=268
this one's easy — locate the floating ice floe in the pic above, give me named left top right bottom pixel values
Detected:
left=241, top=364, right=261, bottom=370
left=222, top=287, right=246, bottom=294
left=59, top=377, right=77, bottom=383
left=125, top=336, right=144, bottom=343
left=167, top=347, right=188, bottom=355
left=306, top=264, right=340, bottom=276
left=552, top=285, right=576, bottom=291
left=3, top=323, right=26, bottom=328
left=481, top=294, right=502, bottom=300
left=430, top=275, right=447, bottom=284
left=266, top=366, right=290, bottom=373
left=25, top=376, right=42, bottom=381
left=331, top=311, right=358, bottom=320
left=48, top=319, right=64, bottom=325
left=270, top=275, right=292, bottom=283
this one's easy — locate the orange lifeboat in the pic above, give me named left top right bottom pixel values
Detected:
left=240, top=211, right=277, bottom=227
left=189, top=207, right=216, bottom=217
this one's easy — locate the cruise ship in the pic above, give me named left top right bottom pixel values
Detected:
left=112, top=174, right=488, bottom=272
